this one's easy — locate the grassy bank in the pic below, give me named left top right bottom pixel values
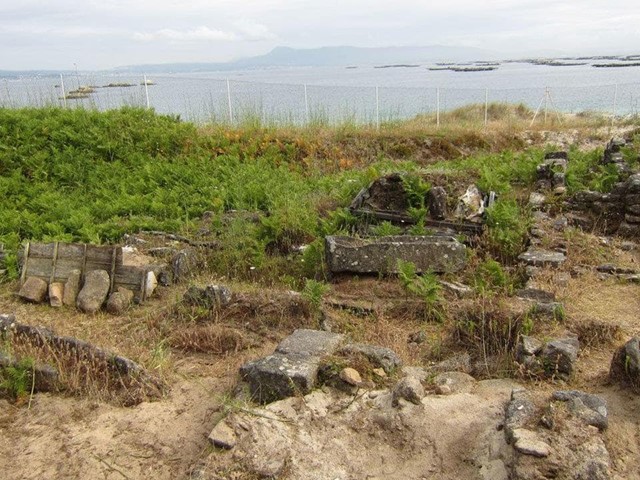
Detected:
left=0, top=106, right=637, bottom=283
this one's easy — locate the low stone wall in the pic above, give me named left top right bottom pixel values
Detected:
left=566, top=173, right=640, bottom=237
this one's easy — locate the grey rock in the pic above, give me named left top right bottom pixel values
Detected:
left=531, top=301, right=564, bottom=318
left=455, top=184, right=485, bottom=222
left=552, top=171, right=566, bottom=188
left=573, top=437, right=612, bottom=480
left=626, top=173, right=640, bottom=194
left=515, top=288, right=555, bottom=303
left=528, top=192, right=546, bottom=208
left=518, top=248, right=566, bottom=268
left=240, top=353, right=321, bottom=404
left=339, top=367, right=362, bottom=386
left=401, top=366, right=429, bottom=382
left=239, top=329, right=345, bottom=404
left=392, top=376, right=424, bottom=405
left=340, top=343, right=402, bottom=374
left=349, top=173, right=410, bottom=213
left=553, top=216, right=569, bottom=231
left=427, top=186, right=448, bottom=220
left=276, top=329, right=345, bottom=357
left=33, top=364, right=59, bottom=392
left=625, top=213, right=640, bottom=224
left=440, top=280, right=473, bottom=298
left=504, top=388, right=536, bottom=444
left=541, top=337, right=579, bottom=378
left=106, top=287, right=134, bottom=315
left=596, top=264, right=637, bottom=275
left=208, top=421, right=236, bottom=449
left=171, top=249, right=196, bottom=283
left=610, top=336, right=640, bottom=389
left=183, top=284, right=232, bottom=309
left=512, top=428, right=551, bottom=457
left=63, top=269, right=81, bottom=306
left=18, top=277, right=49, bottom=303
left=627, top=204, right=640, bottom=215
left=516, top=336, right=544, bottom=363
left=552, top=390, right=608, bottom=430
left=430, top=352, right=472, bottom=374
left=76, top=270, right=110, bottom=313
left=325, top=235, right=467, bottom=274
left=433, top=371, right=475, bottom=393
left=618, top=221, right=640, bottom=237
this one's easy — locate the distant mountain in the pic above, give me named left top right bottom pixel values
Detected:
left=114, top=45, right=499, bottom=73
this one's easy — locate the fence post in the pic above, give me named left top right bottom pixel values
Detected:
left=304, top=84, right=309, bottom=124
left=484, top=88, right=489, bottom=127
left=226, top=79, right=233, bottom=124
left=59, top=74, right=67, bottom=108
left=543, top=87, right=549, bottom=125
left=375, top=86, right=380, bottom=130
left=612, top=83, right=618, bottom=128
left=143, top=74, right=150, bottom=109
left=436, top=88, right=440, bottom=128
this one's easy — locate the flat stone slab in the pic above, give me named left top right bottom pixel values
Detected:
left=325, top=235, right=466, bottom=274
left=518, top=248, right=566, bottom=268
left=240, top=353, right=321, bottom=404
left=241, top=329, right=345, bottom=403
left=512, top=428, right=551, bottom=457
left=276, top=329, right=344, bottom=357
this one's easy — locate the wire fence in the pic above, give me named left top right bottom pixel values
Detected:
left=1, top=73, right=639, bottom=127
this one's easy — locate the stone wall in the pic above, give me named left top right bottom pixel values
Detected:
left=566, top=173, right=640, bottom=237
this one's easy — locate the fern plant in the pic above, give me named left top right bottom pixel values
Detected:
left=397, top=260, right=444, bottom=322
left=0, top=357, right=34, bottom=400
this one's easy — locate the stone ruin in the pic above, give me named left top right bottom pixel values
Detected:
left=567, top=172, right=640, bottom=237
left=206, top=325, right=619, bottom=479
left=602, top=137, right=632, bottom=175
left=239, top=328, right=402, bottom=404
left=535, top=151, right=568, bottom=194
left=348, top=173, right=489, bottom=234
left=16, top=241, right=165, bottom=314
left=325, top=173, right=497, bottom=276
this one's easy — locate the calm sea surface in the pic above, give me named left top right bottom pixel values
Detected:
left=1, top=62, right=639, bottom=124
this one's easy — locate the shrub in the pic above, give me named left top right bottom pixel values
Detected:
left=484, top=200, right=530, bottom=262
left=0, top=357, right=34, bottom=400
left=397, top=260, right=444, bottom=322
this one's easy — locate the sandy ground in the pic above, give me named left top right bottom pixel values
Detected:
left=0, top=231, right=639, bottom=479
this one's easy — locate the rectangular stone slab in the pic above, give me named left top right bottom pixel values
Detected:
left=325, top=235, right=466, bottom=274
left=276, top=329, right=344, bottom=357
left=240, top=353, right=321, bottom=404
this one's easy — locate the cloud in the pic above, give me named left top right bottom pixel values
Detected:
left=133, top=21, right=275, bottom=43
left=233, top=19, right=277, bottom=41
left=0, top=23, right=122, bottom=37
left=133, top=26, right=238, bottom=42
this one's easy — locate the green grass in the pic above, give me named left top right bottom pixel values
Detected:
left=1, top=106, right=633, bottom=284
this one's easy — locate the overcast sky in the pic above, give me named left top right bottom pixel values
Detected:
left=1, top=0, right=639, bottom=70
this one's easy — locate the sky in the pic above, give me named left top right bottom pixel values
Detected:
left=1, top=0, right=639, bottom=70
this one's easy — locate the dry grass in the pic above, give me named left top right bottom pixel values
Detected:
left=169, top=325, right=248, bottom=354
left=563, top=272, right=640, bottom=336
